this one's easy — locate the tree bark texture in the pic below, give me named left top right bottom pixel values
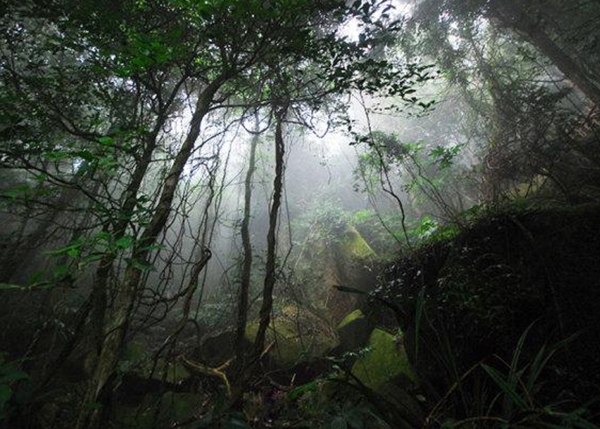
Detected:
left=76, top=76, right=225, bottom=429
left=234, top=131, right=260, bottom=367
left=252, top=103, right=287, bottom=358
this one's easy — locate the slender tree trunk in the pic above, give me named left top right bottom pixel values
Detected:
left=234, top=126, right=260, bottom=370
left=252, top=102, right=287, bottom=357
left=76, top=76, right=225, bottom=429
left=87, top=75, right=189, bottom=356
left=89, top=133, right=159, bottom=352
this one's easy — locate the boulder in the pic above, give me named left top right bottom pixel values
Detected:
left=337, top=309, right=373, bottom=351
left=351, top=328, right=417, bottom=392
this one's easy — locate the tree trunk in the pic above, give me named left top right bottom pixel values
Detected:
left=252, top=102, right=287, bottom=357
left=234, top=128, right=260, bottom=368
left=75, top=76, right=225, bottom=429
left=489, top=0, right=600, bottom=107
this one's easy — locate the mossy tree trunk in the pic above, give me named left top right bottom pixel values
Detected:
left=76, top=77, right=225, bottom=429
left=252, top=101, right=288, bottom=358
left=234, top=123, right=260, bottom=371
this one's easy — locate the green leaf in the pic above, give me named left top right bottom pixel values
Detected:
left=481, top=364, right=528, bottom=410
left=46, top=242, right=82, bottom=258
left=289, top=380, right=318, bottom=400
left=0, top=384, right=12, bottom=407
left=53, top=265, right=69, bottom=278
left=0, top=282, right=53, bottom=291
left=67, top=248, right=80, bottom=258
left=0, top=284, right=25, bottom=291
left=115, top=236, right=134, bottom=249
left=0, top=369, right=28, bottom=384
left=99, top=136, right=114, bottom=146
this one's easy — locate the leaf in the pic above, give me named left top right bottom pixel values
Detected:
left=53, top=265, right=69, bottom=278
left=330, top=416, right=348, bottom=429
left=99, top=136, right=114, bottom=146
left=46, top=242, right=82, bottom=258
left=481, top=364, right=528, bottom=410
left=0, top=384, right=12, bottom=406
left=223, top=415, right=251, bottom=429
left=505, top=321, right=537, bottom=412
left=127, top=258, right=155, bottom=272
left=0, top=369, right=28, bottom=384
left=289, top=381, right=318, bottom=400
left=115, top=236, right=134, bottom=249
left=0, top=282, right=53, bottom=291
left=67, top=248, right=80, bottom=258
left=0, top=284, right=25, bottom=291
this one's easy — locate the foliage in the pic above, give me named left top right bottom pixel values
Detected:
left=0, top=354, right=28, bottom=420
left=289, top=377, right=392, bottom=429
left=366, top=204, right=600, bottom=427
left=425, top=326, right=599, bottom=429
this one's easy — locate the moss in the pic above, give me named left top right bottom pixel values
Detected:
left=124, top=339, right=147, bottom=362
left=340, top=225, right=375, bottom=259
left=337, top=309, right=365, bottom=330
left=246, top=317, right=337, bottom=368
left=351, top=329, right=417, bottom=391
left=153, top=360, right=190, bottom=384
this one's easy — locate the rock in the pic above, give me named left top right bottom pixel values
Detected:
left=351, top=328, right=417, bottom=392
left=337, top=309, right=373, bottom=351
left=327, top=225, right=378, bottom=321
left=246, top=311, right=338, bottom=368
left=199, top=330, right=238, bottom=366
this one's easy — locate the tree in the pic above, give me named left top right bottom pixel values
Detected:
left=1, top=0, right=431, bottom=426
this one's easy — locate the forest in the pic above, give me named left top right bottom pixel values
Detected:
left=1, top=0, right=599, bottom=428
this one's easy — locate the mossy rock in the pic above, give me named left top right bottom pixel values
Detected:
left=122, top=338, right=190, bottom=384
left=199, top=330, right=238, bottom=366
left=149, top=359, right=190, bottom=384
left=337, top=310, right=373, bottom=351
left=351, top=329, right=417, bottom=391
left=338, top=309, right=364, bottom=329
left=246, top=317, right=338, bottom=368
left=340, top=225, right=376, bottom=260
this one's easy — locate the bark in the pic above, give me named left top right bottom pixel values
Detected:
left=252, top=102, right=287, bottom=357
left=234, top=127, right=260, bottom=368
left=76, top=76, right=226, bottom=429
left=89, top=129, right=161, bottom=353
left=87, top=74, right=189, bottom=354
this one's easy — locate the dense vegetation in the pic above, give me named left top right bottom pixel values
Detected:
left=0, top=0, right=599, bottom=428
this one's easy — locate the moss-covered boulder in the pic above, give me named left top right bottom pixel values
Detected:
left=351, top=328, right=417, bottom=391
left=199, top=330, right=238, bottom=367
left=340, top=225, right=376, bottom=260
left=337, top=309, right=373, bottom=351
left=326, top=225, right=378, bottom=321
left=246, top=307, right=338, bottom=368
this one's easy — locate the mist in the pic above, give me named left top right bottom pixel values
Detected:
left=1, top=0, right=599, bottom=428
